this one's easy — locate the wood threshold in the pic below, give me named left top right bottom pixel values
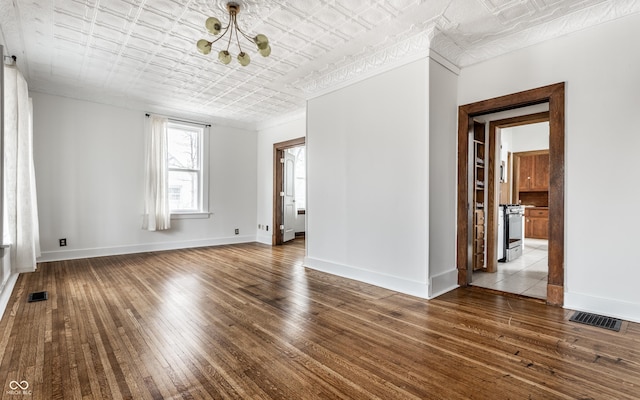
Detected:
left=467, top=285, right=547, bottom=305
left=0, top=242, right=638, bottom=399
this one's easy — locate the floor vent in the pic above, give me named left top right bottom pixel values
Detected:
left=28, top=291, right=48, bottom=303
left=569, top=311, right=622, bottom=332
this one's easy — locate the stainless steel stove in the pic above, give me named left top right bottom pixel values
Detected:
left=498, top=204, right=524, bottom=262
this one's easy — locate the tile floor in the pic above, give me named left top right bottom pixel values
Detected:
left=471, top=238, right=548, bottom=299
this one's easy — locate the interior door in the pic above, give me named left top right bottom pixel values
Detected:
left=282, top=151, right=296, bottom=242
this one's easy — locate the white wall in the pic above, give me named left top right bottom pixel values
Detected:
left=428, top=59, right=459, bottom=297
left=505, top=122, right=549, bottom=153
left=500, top=122, right=549, bottom=181
left=306, top=59, right=431, bottom=298
left=32, top=92, right=258, bottom=261
left=459, top=13, right=640, bottom=322
left=255, top=116, right=306, bottom=244
left=294, top=214, right=305, bottom=233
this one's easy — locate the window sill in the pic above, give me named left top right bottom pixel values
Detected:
left=171, top=212, right=211, bottom=220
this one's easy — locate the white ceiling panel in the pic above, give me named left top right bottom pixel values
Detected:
left=1, top=0, right=638, bottom=127
left=358, top=6, right=393, bottom=26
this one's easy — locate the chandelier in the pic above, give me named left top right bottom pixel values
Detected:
left=196, top=2, right=271, bottom=67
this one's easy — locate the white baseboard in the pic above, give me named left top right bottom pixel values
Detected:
left=37, top=235, right=257, bottom=262
left=304, top=256, right=429, bottom=299
left=429, top=268, right=459, bottom=298
left=564, top=291, right=640, bottom=324
left=256, top=232, right=272, bottom=245
left=0, top=273, right=19, bottom=322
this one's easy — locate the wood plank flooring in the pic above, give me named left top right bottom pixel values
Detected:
left=1, top=239, right=639, bottom=399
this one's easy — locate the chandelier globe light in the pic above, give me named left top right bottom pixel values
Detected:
left=196, top=2, right=271, bottom=67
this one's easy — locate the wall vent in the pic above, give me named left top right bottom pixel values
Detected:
left=28, top=291, right=48, bottom=302
left=569, top=311, right=622, bottom=332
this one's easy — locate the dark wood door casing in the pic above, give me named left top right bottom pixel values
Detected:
left=457, top=83, right=565, bottom=306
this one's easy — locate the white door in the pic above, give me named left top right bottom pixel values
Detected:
left=282, top=151, right=296, bottom=242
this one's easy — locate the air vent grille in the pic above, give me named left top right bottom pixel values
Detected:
left=569, top=311, right=622, bottom=332
left=28, top=291, right=48, bottom=302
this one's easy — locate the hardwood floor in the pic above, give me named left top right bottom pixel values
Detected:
left=1, top=239, right=639, bottom=399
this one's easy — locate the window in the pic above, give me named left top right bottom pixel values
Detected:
left=167, top=122, right=208, bottom=216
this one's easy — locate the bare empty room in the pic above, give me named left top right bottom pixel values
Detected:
left=1, top=1, right=639, bottom=398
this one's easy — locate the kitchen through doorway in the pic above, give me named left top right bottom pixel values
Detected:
left=471, top=118, right=550, bottom=299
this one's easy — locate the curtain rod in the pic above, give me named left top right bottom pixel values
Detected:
left=145, top=113, right=211, bottom=127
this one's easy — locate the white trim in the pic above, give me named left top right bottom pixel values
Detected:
left=458, top=0, right=640, bottom=67
left=37, top=235, right=257, bottom=263
left=303, top=257, right=429, bottom=299
left=429, top=268, right=459, bottom=298
left=304, top=53, right=431, bottom=102
left=0, top=273, right=19, bottom=322
left=167, top=121, right=210, bottom=215
left=170, top=212, right=212, bottom=220
left=564, top=291, right=640, bottom=325
left=256, top=232, right=272, bottom=245
left=429, top=49, right=460, bottom=76
left=303, top=50, right=459, bottom=103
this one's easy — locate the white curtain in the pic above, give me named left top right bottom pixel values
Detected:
left=142, top=115, right=171, bottom=231
left=3, top=65, right=41, bottom=272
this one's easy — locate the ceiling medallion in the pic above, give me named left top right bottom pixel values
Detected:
left=196, top=2, right=271, bottom=67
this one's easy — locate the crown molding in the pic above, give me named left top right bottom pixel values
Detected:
left=296, top=28, right=434, bottom=100
left=457, top=0, right=640, bottom=67
left=290, top=0, right=640, bottom=100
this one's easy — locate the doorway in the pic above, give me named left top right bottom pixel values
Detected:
left=457, top=83, right=565, bottom=306
left=472, top=113, right=550, bottom=299
left=272, top=137, right=305, bottom=245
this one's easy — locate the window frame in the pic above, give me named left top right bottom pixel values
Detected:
left=166, top=121, right=210, bottom=219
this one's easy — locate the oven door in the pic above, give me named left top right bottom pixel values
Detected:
left=507, top=212, right=523, bottom=249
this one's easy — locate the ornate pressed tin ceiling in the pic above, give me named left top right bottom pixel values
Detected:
left=0, top=0, right=638, bottom=127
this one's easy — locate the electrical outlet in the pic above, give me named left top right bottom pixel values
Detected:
left=266, top=225, right=269, bottom=231
left=235, top=228, right=239, bottom=235
left=59, top=238, right=67, bottom=247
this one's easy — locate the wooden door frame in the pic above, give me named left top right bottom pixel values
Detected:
left=486, top=112, right=549, bottom=274
left=272, top=137, right=305, bottom=245
left=457, top=83, right=565, bottom=306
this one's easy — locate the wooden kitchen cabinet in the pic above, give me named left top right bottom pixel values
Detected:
left=518, top=152, right=549, bottom=192
left=518, top=155, right=534, bottom=191
left=525, top=208, right=549, bottom=239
